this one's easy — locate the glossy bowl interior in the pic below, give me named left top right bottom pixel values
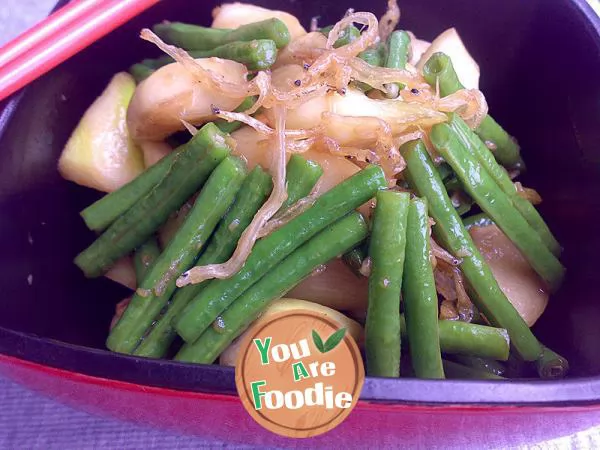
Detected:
left=1, top=0, right=599, bottom=404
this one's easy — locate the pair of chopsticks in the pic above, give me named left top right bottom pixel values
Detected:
left=0, top=0, right=161, bottom=103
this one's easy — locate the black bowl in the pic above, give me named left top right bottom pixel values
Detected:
left=1, top=0, right=600, bottom=405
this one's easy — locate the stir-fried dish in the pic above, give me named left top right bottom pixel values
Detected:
left=58, top=1, right=568, bottom=380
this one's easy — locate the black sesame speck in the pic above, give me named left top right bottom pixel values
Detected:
left=410, top=88, right=419, bottom=95
left=294, top=79, right=302, bottom=86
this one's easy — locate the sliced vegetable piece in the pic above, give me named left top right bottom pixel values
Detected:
left=126, top=58, right=248, bottom=142
left=288, top=258, right=369, bottom=312
left=58, top=72, right=144, bottom=193
left=469, top=224, right=549, bottom=327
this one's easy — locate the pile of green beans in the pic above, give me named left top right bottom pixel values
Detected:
left=134, top=156, right=322, bottom=358
left=174, top=165, right=387, bottom=343
left=70, top=16, right=570, bottom=383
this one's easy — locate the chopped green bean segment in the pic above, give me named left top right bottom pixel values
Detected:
left=129, top=63, right=155, bottom=83
left=536, top=345, right=569, bottom=379
left=463, top=213, right=494, bottom=230
left=451, top=355, right=507, bottom=377
left=403, top=197, right=444, bottom=379
left=384, top=30, right=410, bottom=95
left=153, top=18, right=291, bottom=50
left=281, top=154, right=324, bottom=210
left=138, top=39, right=278, bottom=71
left=399, top=316, right=510, bottom=361
left=366, top=190, right=409, bottom=378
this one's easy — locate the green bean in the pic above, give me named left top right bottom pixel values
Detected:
left=365, top=191, right=409, bottom=378
left=442, top=360, right=505, bottom=380
left=422, top=52, right=463, bottom=97
left=422, top=52, right=523, bottom=169
left=536, top=345, right=569, bottom=379
left=320, top=25, right=361, bottom=48
left=175, top=212, right=369, bottom=364
left=280, top=154, right=324, bottom=210
left=403, top=197, right=445, bottom=379
left=384, top=30, right=410, bottom=96
left=133, top=237, right=161, bottom=281
left=463, top=213, right=494, bottom=230
left=75, top=124, right=230, bottom=277
left=447, top=113, right=561, bottom=255
left=436, top=162, right=453, bottom=181
left=358, top=43, right=386, bottom=67
left=129, top=63, right=155, bottom=83
left=81, top=151, right=182, bottom=233
left=476, top=116, right=525, bottom=170
left=153, top=18, right=290, bottom=51
left=437, top=320, right=510, bottom=361
left=399, top=316, right=510, bottom=360
left=450, top=355, right=507, bottom=377
left=138, top=40, right=277, bottom=72
left=342, top=244, right=367, bottom=277
left=107, top=156, right=247, bottom=354
left=401, top=139, right=541, bottom=361
left=430, top=123, right=564, bottom=291
left=174, top=165, right=387, bottom=343
left=354, top=44, right=386, bottom=91
left=213, top=96, right=257, bottom=134
left=134, top=166, right=273, bottom=358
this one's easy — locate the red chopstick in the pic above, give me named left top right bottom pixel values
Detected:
left=0, top=0, right=104, bottom=68
left=0, top=0, right=161, bottom=103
